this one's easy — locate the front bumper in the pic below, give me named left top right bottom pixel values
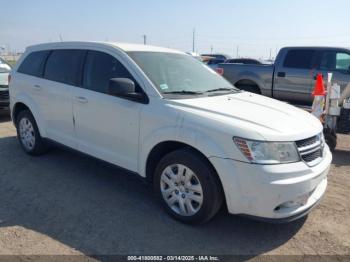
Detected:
left=210, top=145, right=332, bottom=222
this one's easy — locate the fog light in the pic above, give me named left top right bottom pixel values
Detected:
left=275, top=192, right=312, bottom=211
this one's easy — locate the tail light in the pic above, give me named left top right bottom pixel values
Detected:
left=8, top=74, right=11, bottom=85
left=215, top=68, right=224, bottom=76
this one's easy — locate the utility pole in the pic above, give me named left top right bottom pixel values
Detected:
left=142, top=35, right=147, bottom=45
left=210, top=45, right=213, bottom=54
left=192, top=28, right=195, bottom=53
left=269, top=48, right=272, bottom=60
left=236, top=46, right=239, bottom=58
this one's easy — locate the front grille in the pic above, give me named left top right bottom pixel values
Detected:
left=295, top=136, right=318, bottom=148
left=296, top=134, right=324, bottom=166
left=302, top=149, right=322, bottom=162
left=0, top=90, right=9, bottom=100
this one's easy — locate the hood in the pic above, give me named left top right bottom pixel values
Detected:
left=170, top=92, right=322, bottom=141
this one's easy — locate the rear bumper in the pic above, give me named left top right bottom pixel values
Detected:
left=210, top=145, right=332, bottom=222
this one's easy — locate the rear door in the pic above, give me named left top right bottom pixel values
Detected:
left=316, top=49, right=350, bottom=94
left=274, top=49, right=317, bottom=105
left=15, top=50, right=51, bottom=116
left=41, top=49, right=85, bottom=147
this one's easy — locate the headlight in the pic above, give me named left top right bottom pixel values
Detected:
left=233, top=137, right=300, bottom=164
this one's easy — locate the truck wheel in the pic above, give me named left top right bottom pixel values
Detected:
left=154, top=149, right=223, bottom=225
left=325, top=133, right=337, bottom=152
left=16, top=110, right=47, bottom=155
left=239, top=85, right=261, bottom=94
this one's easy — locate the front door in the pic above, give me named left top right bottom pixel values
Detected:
left=72, top=50, right=142, bottom=172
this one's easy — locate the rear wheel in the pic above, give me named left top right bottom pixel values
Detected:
left=237, top=85, right=261, bottom=94
left=16, top=110, right=47, bottom=155
left=154, top=149, right=223, bottom=224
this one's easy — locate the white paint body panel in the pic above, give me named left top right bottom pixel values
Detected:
left=10, top=42, right=332, bottom=220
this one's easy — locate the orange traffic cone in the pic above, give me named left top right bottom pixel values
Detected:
left=311, top=73, right=326, bottom=121
left=312, top=74, right=326, bottom=96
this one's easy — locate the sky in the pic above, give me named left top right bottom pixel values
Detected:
left=1, top=0, right=350, bottom=59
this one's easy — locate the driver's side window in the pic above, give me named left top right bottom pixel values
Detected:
left=83, top=50, right=140, bottom=94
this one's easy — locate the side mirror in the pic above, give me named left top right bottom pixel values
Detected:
left=108, top=78, right=148, bottom=103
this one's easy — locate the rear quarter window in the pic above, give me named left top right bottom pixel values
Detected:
left=17, top=51, right=50, bottom=77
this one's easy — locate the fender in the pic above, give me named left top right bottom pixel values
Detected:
left=139, top=124, right=243, bottom=212
left=236, top=72, right=263, bottom=87
left=235, top=72, right=271, bottom=96
left=12, top=92, right=47, bottom=137
left=139, top=124, right=230, bottom=178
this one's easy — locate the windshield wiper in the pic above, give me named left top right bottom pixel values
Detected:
left=205, top=87, right=239, bottom=93
left=163, top=90, right=204, bottom=95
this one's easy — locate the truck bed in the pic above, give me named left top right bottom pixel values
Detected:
left=219, top=63, right=274, bottom=97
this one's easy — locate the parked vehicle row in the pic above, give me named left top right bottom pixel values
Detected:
left=217, top=47, right=350, bottom=106
left=0, top=57, right=11, bottom=113
left=9, top=42, right=331, bottom=224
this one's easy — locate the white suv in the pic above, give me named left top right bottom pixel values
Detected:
left=9, top=42, right=332, bottom=224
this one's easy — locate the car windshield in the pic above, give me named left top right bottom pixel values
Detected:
left=128, top=51, right=239, bottom=97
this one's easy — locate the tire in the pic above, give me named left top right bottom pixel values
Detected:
left=16, top=110, right=47, bottom=155
left=154, top=149, right=223, bottom=224
left=325, top=132, right=337, bottom=152
left=337, top=109, right=350, bottom=134
left=239, top=85, right=261, bottom=94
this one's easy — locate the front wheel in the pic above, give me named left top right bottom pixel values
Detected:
left=154, top=149, right=223, bottom=224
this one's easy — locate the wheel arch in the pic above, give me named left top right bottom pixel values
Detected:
left=145, top=140, right=220, bottom=186
left=234, top=79, right=262, bottom=94
left=12, top=97, right=47, bottom=137
left=12, top=102, right=30, bottom=124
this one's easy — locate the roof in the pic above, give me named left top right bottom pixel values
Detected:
left=281, top=46, right=350, bottom=51
left=25, top=41, right=184, bottom=54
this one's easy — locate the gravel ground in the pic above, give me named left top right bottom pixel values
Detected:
left=0, top=115, right=349, bottom=259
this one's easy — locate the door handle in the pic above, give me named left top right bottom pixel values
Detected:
left=75, top=96, right=88, bottom=104
left=277, top=72, right=286, bottom=78
left=33, top=84, right=42, bottom=90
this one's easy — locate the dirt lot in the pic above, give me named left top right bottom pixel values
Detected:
left=0, top=115, right=349, bottom=259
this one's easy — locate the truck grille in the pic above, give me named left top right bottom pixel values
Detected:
left=296, top=134, right=324, bottom=166
left=0, top=90, right=9, bottom=100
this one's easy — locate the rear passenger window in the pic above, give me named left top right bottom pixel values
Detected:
left=18, top=51, right=50, bottom=77
left=283, top=50, right=316, bottom=69
left=44, top=50, right=85, bottom=86
left=83, top=50, right=136, bottom=94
